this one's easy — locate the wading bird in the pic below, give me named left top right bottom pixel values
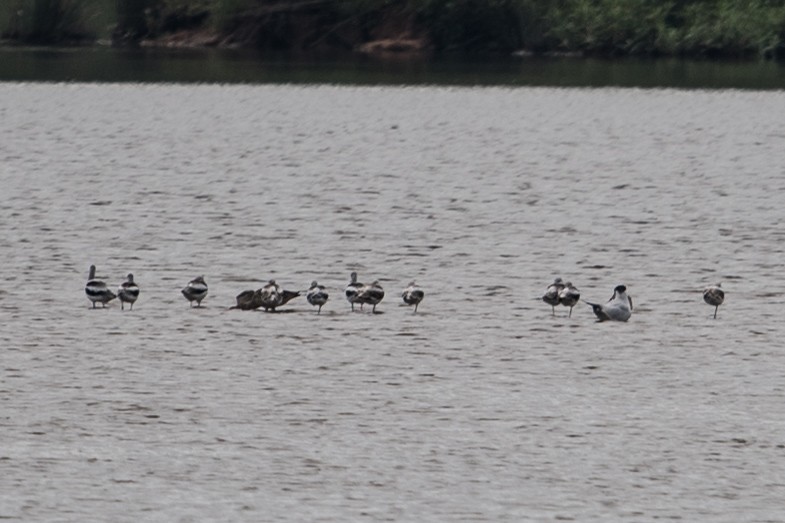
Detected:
left=703, top=283, right=724, bottom=319
left=182, top=276, right=208, bottom=307
left=85, top=264, right=116, bottom=308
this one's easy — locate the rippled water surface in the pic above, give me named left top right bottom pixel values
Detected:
left=2, top=83, right=785, bottom=521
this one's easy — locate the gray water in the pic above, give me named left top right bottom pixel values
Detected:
left=1, top=83, right=785, bottom=522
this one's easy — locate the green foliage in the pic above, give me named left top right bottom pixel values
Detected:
left=3, top=0, right=785, bottom=58
left=1, top=0, right=112, bottom=42
left=115, top=0, right=150, bottom=39
left=544, top=0, right=785, bottom=57
left=210, top=0, right=256, bottom=31
left=408, top=0, right=536, bottom=53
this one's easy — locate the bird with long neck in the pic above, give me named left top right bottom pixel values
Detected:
left=85, top=264, right=116, bottom=309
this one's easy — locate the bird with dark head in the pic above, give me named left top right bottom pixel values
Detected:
left=585, top=284, right=632, bottom=322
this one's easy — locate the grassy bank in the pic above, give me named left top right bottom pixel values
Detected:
left=3, top=0, right=785, bottom=59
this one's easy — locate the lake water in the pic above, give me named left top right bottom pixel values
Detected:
left=1, top=81, right=785, bottom=521
left=4, top=46, right=785, bottom=88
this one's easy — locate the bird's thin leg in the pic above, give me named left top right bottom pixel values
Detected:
left=714, top=306, right=718, bottom=319
left=569, top=306, right=573, bottom=318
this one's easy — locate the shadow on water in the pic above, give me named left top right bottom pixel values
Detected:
left=2, top=46, right=785, bottom=88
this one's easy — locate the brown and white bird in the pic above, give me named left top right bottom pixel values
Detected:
left=233, top=289, right=261, bottom=310
left=703, top=283, right=724, bottom=319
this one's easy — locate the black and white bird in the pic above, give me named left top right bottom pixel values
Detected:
left=117, top=273, right=140, bottom=311
left=259, top=280, right=300, bottom=312
left=703, top=283, right=724, bottom=319
left=306, top=281, right=329, bottom=314
left=558, top=281, right=580, bottom=317
left=402, top=281, right=424, bottom=313
left=181, top=276, right=208, bottom=307
left=85, top=264, right=116, bottom=308
left=542, top=277, right=565, bottom=315
left=585, top=284, right=633, bottom=322
left=259, top=280, right=283, bottom=311
left=356, top=280, right=385, bottom=313
left=345, top=272, right=364, bottom=311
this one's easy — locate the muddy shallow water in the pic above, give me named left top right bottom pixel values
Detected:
left=1, top=83, right=784, bottom=521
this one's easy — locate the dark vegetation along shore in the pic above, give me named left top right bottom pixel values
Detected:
left=3, top=0, right=785, bottom=59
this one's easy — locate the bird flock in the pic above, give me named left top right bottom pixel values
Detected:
left=542, top=278, right=725, bottom=321
left=84, top=265, right=425, bottom=314
left=86, top=265, right=725, bottom=319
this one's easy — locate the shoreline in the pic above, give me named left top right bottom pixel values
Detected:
left=4, top=1, right=785, bottom=62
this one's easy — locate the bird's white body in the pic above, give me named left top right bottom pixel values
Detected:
left=586, top=285, right=633, bottom=322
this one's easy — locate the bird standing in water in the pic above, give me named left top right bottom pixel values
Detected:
left=117, top=273, right=140, bottom=311
left=357, top=280, right=385, bottom=313
left=558, top=281, right=580, bottom=317
left=345, top=272, right=363, bottom=311
left=85, top=264, right=116, bottom=308
left=402, top=281, right=424, bottom=313
left=703, top=283, right=724, bottom=319
left=307, top=281, right=329, bottom=314
left=182, top=276, right=208, bottom=307
left=542, top=277, right=565, bottom=315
